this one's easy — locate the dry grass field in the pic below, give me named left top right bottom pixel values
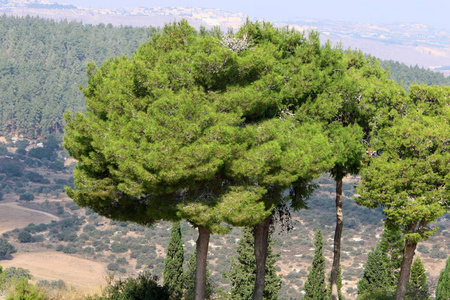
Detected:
left=1, top=252, right=106, bottom=292
left=0, top=202, right=59, bottom=235
left=0, top=200, right=105, bottom=296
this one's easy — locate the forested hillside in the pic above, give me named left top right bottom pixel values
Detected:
left=381, top=60, right=450, bottom=89
left=0, top=15, right=153, bottom=138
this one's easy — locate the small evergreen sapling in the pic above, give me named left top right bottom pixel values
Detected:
left=303, top=229, right=327, bottom=299
left=224, top=227, right=281, bottom=300
left=163, top=222, right=184, bottom=300
left=357, top=245, right=393, bottom=298
left=406, top=256, right=429, bottom=300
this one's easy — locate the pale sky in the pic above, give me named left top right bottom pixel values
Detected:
left=64, top=0, right=450, bottom=30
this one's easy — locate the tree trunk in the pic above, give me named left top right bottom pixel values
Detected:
left=395, top=239, right=417, bottom=300
left=252, top=215, right=272, bottom=300
left=331, top=179, right=343, bottom=300
left=194, top=225, right=210, bottom=300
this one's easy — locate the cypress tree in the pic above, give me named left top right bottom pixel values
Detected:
left=163, top=221, right=184, bottom=300
left=406, top=257, right=429, bottom=300
left=436, top=256, right=450, bottom=300
left=224, top=227, right=281, bottom=300
left=303, top=229, right=327, bottom=299
left=357, top=246, right=394, bottom=299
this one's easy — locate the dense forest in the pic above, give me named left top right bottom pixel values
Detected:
left=380, top=60, right=450, bottom=90
left=0, top=15, right=153, bottom=138
left=1, top=15, right=450, bottom=139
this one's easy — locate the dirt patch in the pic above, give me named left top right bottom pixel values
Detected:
left=0, top=252, right=107, bottom=292
left=0, top=202, right=59, bottom=234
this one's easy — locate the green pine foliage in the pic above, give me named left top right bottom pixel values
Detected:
left=435, top=256, right=450, bottom=300
left=163, top=222, right=184, bottom=300
left=303, top=229, right=327, bottom=299
left=406, top=257, right=429, bottom=300
left=224, top=227, right=281, bottom=300
left=357, top=246, right=394, bottom=298
left=184, top=250, right=213, bottom=300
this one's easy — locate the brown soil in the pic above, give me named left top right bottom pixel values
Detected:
left=0, top=202, right=59, bottom=235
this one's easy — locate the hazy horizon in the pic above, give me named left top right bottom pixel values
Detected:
left=61, top=0, right=450, bottom=30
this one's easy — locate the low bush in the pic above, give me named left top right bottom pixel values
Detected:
left=87, top=272, right=169, bottom=300
left=19, top=193, right=35, bottom=201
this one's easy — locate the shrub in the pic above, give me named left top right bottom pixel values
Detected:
left=0, top=238, right=16, bottom=258
left=0, top=143, right=8, bottom=155
left=54, top=178, right=67, bottom=185
left=63, top=244, right=78, bottom=254
left=87, top=272, right=169, bottom=300
left=23, top=158, right=42, bottom=168
left=3, top=267, right=32, bottom=280
left=95, top=243, right=109, bottom=252
left=107, top=263, right=119, bottom=272
left=84, top=224, right=96, bottom=232
left=36, top=279, right=66, bottom=290
left=18, top=231, right=33, bottom=243
left=111, top=242, right=128, bottom=254
left=24, top=171, right=49, bottom=184
left=116, top=258, right=128, bottom=265
left=19, top=193, right=34, bottom=201
left=15, top=140, right=30, bottom=149
left=15, top=148, right=27, bottom=156
left=28, top=146, right=56, bottom=161
left=82, top=247, right=95, bottom=255
left=0, top=159, right=24, bottom=177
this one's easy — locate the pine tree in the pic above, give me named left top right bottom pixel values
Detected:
left=357, top=245, right=394, bottom=299
left=304, top=229, right=327, bottom=300
left=406, top=257, right=429, bottom=300
left=163, top=221, right=184, bottom=300
left=357, top=85, right=450, bottom=299
left=224, top=227, right=281, bottom=300
left=184, top=249, right=213, bottom=300
left=436, top=256, right=450, bottom=300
